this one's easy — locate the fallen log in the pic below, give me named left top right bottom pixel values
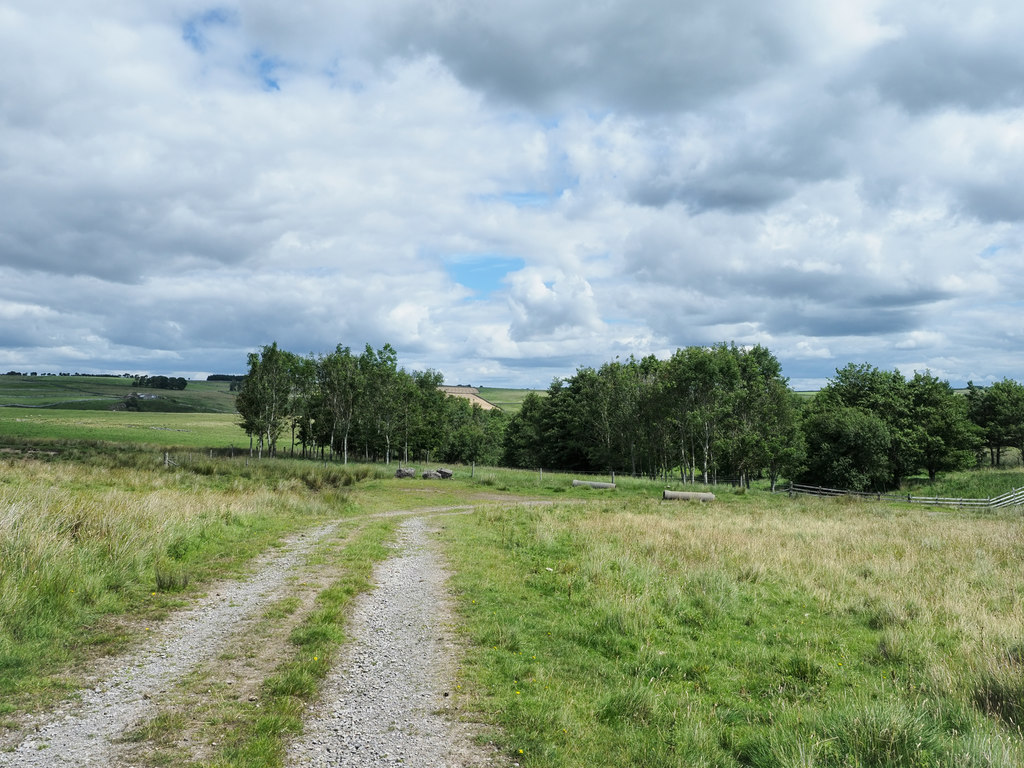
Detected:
left=663, top=490, right=715, bottom=502
left=572, top=479, right=616, bottom=490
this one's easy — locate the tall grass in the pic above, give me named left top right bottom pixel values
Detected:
left=440, top=493, right=1024, bottom=767
left=0, top=457, right=364, bottom=714
left=904, top=467, right=1024, bottom=500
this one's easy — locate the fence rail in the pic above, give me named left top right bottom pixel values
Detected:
left=787, top=482, right=1024, bottom=510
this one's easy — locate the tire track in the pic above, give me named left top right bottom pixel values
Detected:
left=285, top=515, right=499, bottom=768
left=0, top=523, right=342, bottom=767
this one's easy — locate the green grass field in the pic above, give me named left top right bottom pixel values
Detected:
left=2, top=408, right=1023, bottom=767
left=0, top=408, right=243, bottom=450
left=477, top=387, right=543, bottom=413
left=439, top=492, right=1024, bottom=766
left=0, top=374, right=237, bottom=413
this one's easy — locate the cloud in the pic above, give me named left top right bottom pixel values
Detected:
left=1, top=0, right=1024, bottom=389
left=507, top=269, right=602, bottom=341
left=855, top=4, right=1024, bottom=113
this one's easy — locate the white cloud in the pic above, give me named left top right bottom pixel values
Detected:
left=1, top=1, right=1023, bottom=387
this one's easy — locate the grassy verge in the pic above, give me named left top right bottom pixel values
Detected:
left=902, top=467, right=1024, bottom=499
left=0, top=457, right=373, bottom=717
left=439, top=493, right=1024, bottom=767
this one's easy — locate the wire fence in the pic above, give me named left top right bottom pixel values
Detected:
left=786, top=482, right=1024, bottom=510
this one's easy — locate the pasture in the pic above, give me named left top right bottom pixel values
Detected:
left=0, top=374, right=237, bottom=413
left=441, top=493, right=1024, bottom=766
left=0, top=412, right=1022, bottom=766
left=0, top=408, right=242, bottom=451
left=477, top=387, right=542, bottom=413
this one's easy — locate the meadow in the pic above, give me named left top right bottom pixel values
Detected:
left=1, top=408, right=1022, bottom=767
left=0, top=408, right=243, bottom=451
left=439, top=492, right=1024, bottom=767
left=476, top=387, right=541, bottom=413
left=0, top=374, right=237, bottom=413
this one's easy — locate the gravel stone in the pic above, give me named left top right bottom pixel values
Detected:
left=1, top=509, right=508, bottom=768
left=0, top=524, right=339, bottom=767
left=285, top=516, right=498, bottom=768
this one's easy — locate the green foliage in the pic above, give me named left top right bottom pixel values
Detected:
left=801, top=405, right=892, bottom=491
left=910, top=372, right=978, bottom=480
left=235, top=342, right=295, bottom=458
left=802, top=364, right=983, bottom=491
left=500, top=344, right=800, bottom=486
left=967, top=379, right=1024, bottom=468
left=231, top=341, right=507, bottom=466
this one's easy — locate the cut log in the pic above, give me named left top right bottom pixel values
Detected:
left=663, top=490, right=715, bottom=502
left=422, top=470, right=442, bottom=480
left=572, top=480, right=616, bottom=490
left=437, top=468, right=453, bottom=479
left=394, top=467, right=416, bottom=479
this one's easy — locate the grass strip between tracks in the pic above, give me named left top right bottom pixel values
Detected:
left=197, top=517, right=396, bottom=768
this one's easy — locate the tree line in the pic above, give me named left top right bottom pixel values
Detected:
left=502, top=343, right=802, bottom=490
left=236, top=341, right=1024, bottom=491
left=133, top=375, right=188, bottom=391
left=503, top=347, right=1024, bottom=491
left=235, top=342, right=505, bottom=465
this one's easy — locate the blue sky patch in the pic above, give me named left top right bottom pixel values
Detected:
left=181, top=8, right=237, bottom=54
left=446, top=256, right=525, bottom=298
left=250, top=51, right=282, bottom=91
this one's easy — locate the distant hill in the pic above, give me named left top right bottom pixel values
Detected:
left=438, top=386, right=498, bottom=411
left=475, top=387, right=543, bottom=414
left=0, top=374, right=237, bottom=413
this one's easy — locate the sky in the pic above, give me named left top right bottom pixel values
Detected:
left=2, top=1, right=1023, bottom=390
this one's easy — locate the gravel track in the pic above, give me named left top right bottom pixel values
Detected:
left=285, top=515, right=498, bottom=767
left=0, top=522, right=340, bottom=767
left=1, top=507, right=506, bottom=768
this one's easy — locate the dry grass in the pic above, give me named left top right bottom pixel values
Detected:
left=441, top=492, right=1024, bottom=766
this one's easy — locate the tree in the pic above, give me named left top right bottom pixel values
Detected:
left=286, top=354, right=316, bottom=457
left=502, top=392, right=546, bottom=468
left=438, top=398, right=506, bottom=466
left=909, top=372, right=978, bottom=480
left=814, top=363, right=919, bottom=488
left=408, top=369, right=448, bottom=463
left=967, top=379, right=1024, bottom=467
left=235, top=342, right=294, bottom=458
left=662, top=345, right=741, bottom=484
left=800, top=406, right=891, bottom=491
left=357, top=343, right=401, bottom=463
left=317, top=345, right=361, bottom=463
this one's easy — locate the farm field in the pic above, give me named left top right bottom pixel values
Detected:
left=0, top=408, right=242, bottom=451
left=0, top=374, right=237, bottom=413
left=0, top=443, right=1022, bottom=766
left=477, top=387, right=542, bottom=413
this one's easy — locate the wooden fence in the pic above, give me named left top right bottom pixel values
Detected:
left=786, top=482, right=1024, bottom=509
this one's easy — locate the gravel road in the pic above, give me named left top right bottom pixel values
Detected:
left=286, top=515, right=497, bottom=768
left=1, top=511, right=501, bottom=768
left=0, top=523, right=340, bottom=768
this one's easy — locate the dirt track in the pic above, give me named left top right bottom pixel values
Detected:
left=0, top=508, right=503, bottom=768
